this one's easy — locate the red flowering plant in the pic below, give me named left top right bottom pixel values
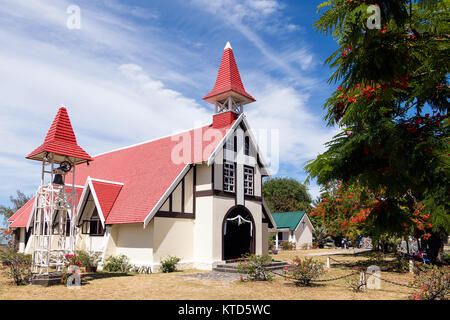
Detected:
left=410, top=264, right=449, bottom=300
left=0, top=228, right=32, bottom=285
left=283, top=257, right=325, bottom=286
left=61, top=253, right=85, bottom=285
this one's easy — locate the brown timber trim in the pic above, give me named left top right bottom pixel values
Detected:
left=169, top=194, right=172, bottom=212
left=195, top=189, right=235, bottom=198
left=244, top=195, right=262, bottom=202
left=181, top=177, right=185, bottom=213
left=193, top=165, right=196, bottom=218
left=155, top=211, right=195, bottom=219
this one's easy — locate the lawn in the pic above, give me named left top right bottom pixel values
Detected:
left=0, top=249, right=414, bottom=300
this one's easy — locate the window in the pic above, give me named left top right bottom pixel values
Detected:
left=244, top=166, right=254, bottom=196
left=81, top=208, right=104, bottom=236
left=223, top=162, right=235, bottom=192
left=244, top=136, right=250, bottom=156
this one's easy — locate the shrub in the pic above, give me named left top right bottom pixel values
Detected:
left=75, top=250, right=101, bottom=268
left=103, top=254, right=132, bottom=272
left=283, top=257, right=325, bottom=286
left=281, top=241, right=296, bottom=250
left=160, top=256, right=181, bottom=273
left=237, top=254, right=273, bottom=281
left=0, top=247, right=32, bottom=285
left=410, top=264, right=449, bottom=300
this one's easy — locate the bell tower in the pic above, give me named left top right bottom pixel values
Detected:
left=203, top=42, right=255, bottom=125
left=26, top=106, right=92, bottom=279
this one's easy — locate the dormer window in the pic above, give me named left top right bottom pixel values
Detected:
left=81, top=208, right=104, bottom=236
left=224, top=161, right=235, bottom=192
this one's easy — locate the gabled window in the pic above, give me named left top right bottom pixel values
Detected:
left=81, top=208, right=104, bottom=236
left=244, top=166, right=254, bottom=196
left=224, top=161, right=235, bottom=193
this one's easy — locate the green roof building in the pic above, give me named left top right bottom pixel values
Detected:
left=271, top=211, right=314, bottom=250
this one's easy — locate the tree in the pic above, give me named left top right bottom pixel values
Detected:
left=306, top=0, right=449, bottom=262
left=0, top=190, right=32, bottom=221
left=262, top=178, right=312, bottom=212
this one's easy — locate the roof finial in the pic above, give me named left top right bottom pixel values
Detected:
left=224, top=41, right=232, bottom=50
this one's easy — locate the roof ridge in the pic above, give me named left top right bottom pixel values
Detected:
left=93, top=122, right=212, bottom=158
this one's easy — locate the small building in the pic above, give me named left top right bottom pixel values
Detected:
left=271, top=211, right=314, bottom=249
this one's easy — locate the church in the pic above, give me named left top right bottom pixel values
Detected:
left=8, top=42, right=277, bottom=271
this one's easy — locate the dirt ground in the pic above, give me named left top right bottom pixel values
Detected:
left=0, top=249, right=414, bottom=300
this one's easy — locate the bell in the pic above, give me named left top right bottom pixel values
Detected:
left=52, top=173, right=64, bottom=185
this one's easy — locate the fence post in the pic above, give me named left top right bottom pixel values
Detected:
left=359, top=272, right=366, bottom=291
left=326, top=257, right=331, bottom=269
left=409, top=260, right=414, bottom=274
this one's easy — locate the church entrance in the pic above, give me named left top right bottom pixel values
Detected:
left=222, top=206, right=255, bottom=261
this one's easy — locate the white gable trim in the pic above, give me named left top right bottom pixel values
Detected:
left=89, top=178, right=124, bottom=186
left=295, top=214, right=315, bottom=232
left=75, top=177, right=108, bottom=228
left=25, top=193, right=38, bottom=231
left=143, top=164, right=191, bottom=228
left=262, top=198, right=277, bottom=230
left=87, top=177, right=106, bottom=228
left=206, top=114, right=271, bottom=177
left=206, top=113, right=244, bottom=166
left=74, top=179, right=91, bottom=225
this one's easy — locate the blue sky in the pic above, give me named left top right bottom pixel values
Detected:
left=0, top=0, right=341, bottom=227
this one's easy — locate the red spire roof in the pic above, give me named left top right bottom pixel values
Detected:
left=203, top=42, right=255, bottom=104
left=26, top=107, right=93, bottom=164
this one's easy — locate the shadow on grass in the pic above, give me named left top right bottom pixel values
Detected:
left=327, top=251, right=410, bottom=273
left=84, top=271, right=134, bottom=281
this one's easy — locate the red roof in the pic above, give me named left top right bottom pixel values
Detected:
left=8, top=197, right=35, bottom=228
left=8, top=187, right=83, bottom=228
left=203, top=43, right=255, bottom=104
left=26, top=107, right=93, bottom=164
left=90, top=180, right=123, bottom=221
left=10, top=118, right=238, bottom=227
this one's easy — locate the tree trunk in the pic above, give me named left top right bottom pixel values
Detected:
left=425, top=232, right=444, bottom=264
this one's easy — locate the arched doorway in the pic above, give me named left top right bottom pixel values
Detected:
left=222, top=206, right=255, bottom=261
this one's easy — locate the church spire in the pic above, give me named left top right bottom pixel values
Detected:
left=203, top=42, right=255, bottom=115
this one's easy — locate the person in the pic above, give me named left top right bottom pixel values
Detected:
left=357, top=236, right=363, bottom=248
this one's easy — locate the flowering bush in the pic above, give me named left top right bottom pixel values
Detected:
left=160, top=256, right=181, bottom=273
left=61, top=253, right=85, bottom=285
left=0, top=247, right=32, bottom=285
left=283, top=257, right=325, bottom=286
left=237, top=254, right=273, bottom=281
left=75, top=250, right=101, bottom=268
left=410, top=264, right=449, bottom=300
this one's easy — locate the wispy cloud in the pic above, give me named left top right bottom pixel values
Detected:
left=0, top=0, right=333, bottom=210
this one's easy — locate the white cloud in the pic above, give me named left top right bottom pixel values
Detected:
left=191, top=0, right=317, bottom=88
left=0, top=0, right=333, bottom=212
